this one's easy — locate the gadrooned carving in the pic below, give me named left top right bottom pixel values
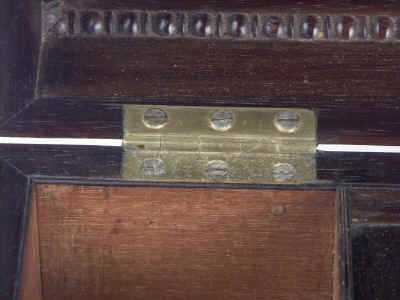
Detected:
left=51, top=9, right=399, bottom=42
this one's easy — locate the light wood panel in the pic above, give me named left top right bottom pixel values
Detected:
left=34, top=185, right=337, bottom=300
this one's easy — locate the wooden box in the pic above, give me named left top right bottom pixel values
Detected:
left=1, top=1, right=400, bottom=300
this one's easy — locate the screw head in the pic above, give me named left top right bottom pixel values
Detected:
left=143, top=108, right=168, bottom=129
left=274, top=111, right=300, bottom=133
left=210, top=110, right=234, bottom=131
left=206, top=160, right=229, bottom=180
left=141, top=159, right=167, bottom=177
left=272, top=163, right=296, bottom=182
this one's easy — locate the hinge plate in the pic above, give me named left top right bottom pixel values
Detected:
left=122, top=105, right=317, bottom=184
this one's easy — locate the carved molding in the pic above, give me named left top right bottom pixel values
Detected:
left=50, top=9, right=400, bottom=42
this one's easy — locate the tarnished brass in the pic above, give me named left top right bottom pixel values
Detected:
left=122, top=105, right=317, bottom=184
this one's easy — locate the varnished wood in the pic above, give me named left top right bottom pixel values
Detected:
left=0, top=0, right=41, bottom=122
left=35, top=184, right=337, bottom=300
left=0, top=145, right=399, bottom=184
left=20, top=193, right=42, bottom=300
left=347, top=187, right=400, bottom=300
left=352, top=226, right=400, bottom=300
left=316, top=152, right=400, bottom=184
left=0, top=161, right=32, bottom=300
left=349, top=188, right=400, bottom=224
left=38, top=37, right=400, bottom=106
left=3, top=0, right=400, bottom=130
left=1, top=102, right=400, bottom=148
left=2, top=1, right=400, bottom=300
left=0, top=100, right=122, bottom=139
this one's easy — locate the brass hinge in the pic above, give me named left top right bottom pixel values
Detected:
left=122, top=105, right=317, bottom=184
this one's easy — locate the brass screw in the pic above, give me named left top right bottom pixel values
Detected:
left=272, top=163, right=296, bottom=182
left=143, top=108, right=168, bottom=129
left=210, top=110, right=234, bottom=131
left=207, top=160, right=229, bottom=180
left=141, top=159, right=167, bottom=177
left=274, top=111, right=300, bottom=133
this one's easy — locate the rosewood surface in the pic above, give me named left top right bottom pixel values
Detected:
left=2, top=0, right=400, bottom=138
left=348, top=188, right=400, bottom=300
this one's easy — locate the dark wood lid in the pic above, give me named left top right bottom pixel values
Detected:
left=1, top=0, right=400, bottom=144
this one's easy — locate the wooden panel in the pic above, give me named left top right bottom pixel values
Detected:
left=2, top=102, right=400, bottom=147
left=350, top=188, right=400, bottom=224
left=1, top=145, right=400, bottom=184
left=348, top=188, right=400, bottom=300
left=316, top=152, right=400, bottom=184
left=0, top=145, right=122, bottom=179
left=352, top=226, right=400, bottom=300
left=318, top=108, right=400, bottom=145
left=20, top=192, right=42, bottom=300
left=36, top=185, right=337, bottom=300
left=0, top=0, right=41, bottom=123
left=38, top=37, right=400, bottom=107
left=0, top=100, right=122, bottom=139
left=0, top=161, right=32, bottom=300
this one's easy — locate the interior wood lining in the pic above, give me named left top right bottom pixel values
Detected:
left=22, top=185, right=338, bottom=300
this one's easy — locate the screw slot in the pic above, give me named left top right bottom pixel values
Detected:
left=207, top=160, right=229, bottom=180
left=274, top=111, right=300, bottom=133
left=272, top=163, right=296, bottom=183
left=143, top=108, right=168, bottom=129
left=141, top=159, right=167, bottom=177
left=210, top=110, right=234, bottom=131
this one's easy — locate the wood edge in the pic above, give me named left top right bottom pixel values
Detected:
left=19, top=186, right=42, bottom=300
left=0, top=0, right=41, bottom=125
left=342, top=187, right=354, bottom=300
left=333, top=188, right=340, bottom=300
left=0, top=160, right=32, bottom=300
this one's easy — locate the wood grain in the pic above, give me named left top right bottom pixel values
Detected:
left=1, top=145, right=400, bottom=184
left=316, top=152, right=400, bottom=184
left=38, top=36, right=400, bottom=106
left=0, top=161, right=32, bottom=300
left=348, top=188, right=400, bottom=300
left=349, top=188, right=400, bottom=225
left=0, top=100, right=123, bottom=139
left=2, top=102, right=400, bottom=148
left=35, top=185, right=337, bottom=300
left=352, top=226, right=400, bottom=300
left=0, top=0, right=41, bottom=123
